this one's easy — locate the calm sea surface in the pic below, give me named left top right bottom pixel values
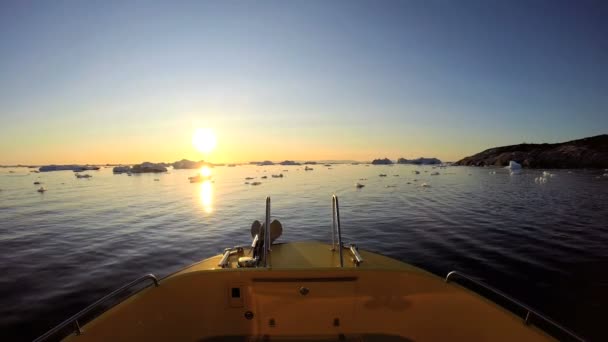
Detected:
left=1, top=164, right=607, bottom=341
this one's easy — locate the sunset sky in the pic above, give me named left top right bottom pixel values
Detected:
left=1, top=1, right=606, bottom=165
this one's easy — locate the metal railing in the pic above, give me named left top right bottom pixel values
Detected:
left=331, top=194, right=344, bottom=267
left=445, top=271, right=585, bottom=342
left=33, top=274, right=160, bottom=342
left=264, top=196, right=271, bottom=267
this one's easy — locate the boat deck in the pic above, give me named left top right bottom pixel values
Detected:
left=62, top=242, right=556, bottom=342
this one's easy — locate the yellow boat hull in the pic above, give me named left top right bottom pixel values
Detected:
left=63, top=242, right=555, bottom=341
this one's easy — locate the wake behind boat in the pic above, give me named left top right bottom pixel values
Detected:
left=34, top=196, right=584, bottom=342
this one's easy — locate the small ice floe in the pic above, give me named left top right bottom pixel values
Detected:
left=271, top=174, right=284, bottom=178
left=261, top=176, right=268, bottom=179
left=245, top=177, right=255, bottom=180
left=251, top=182, right=262, bottom=186
left=305, top=166, right=314, bottom=171
left=430, top=171, right=440, bottom=176
left=420, top=182, right=431, bottom=188
left=379, top=174, right=387, bottom=177
left=37, top=186, right=46, bottom=193
left=75, top=174, right=92, bottom=179
left=506, top=161, right=522, bottom=170
left=542, top=171, right=555, bottom=178
left=602, top=173, right=608, bottom=177
left=535, top=171, right=555, bottom=184
left=355, top=183, right=365, bottom=188
left=413, top=171, right=420, bottom=174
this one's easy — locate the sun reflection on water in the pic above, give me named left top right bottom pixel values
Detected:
left=199, top=180, right=213, bottom=213
left=200, top=166, right=212, bottom=177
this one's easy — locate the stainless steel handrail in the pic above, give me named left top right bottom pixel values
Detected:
left=445, top=271, right=585, bottom=342
left=33, top=274, right=160, bottom=342
left=264, top=196, right=270, bottom=267
left=332, top=194, right=344, bottom=267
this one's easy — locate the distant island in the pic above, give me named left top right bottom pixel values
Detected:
left=371, top=157, right=442, bottom=165
left=454, top=134, right=608, bottom=168
left=371, top=158, right=393, bottom=165
left=397, top=157, right=441, bottom=165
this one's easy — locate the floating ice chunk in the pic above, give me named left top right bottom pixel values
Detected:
left=506, top=161, right=522, bottom=170
left=542, top=171, right=555, bottom=178
left=421, top=182, right=431, bottom=188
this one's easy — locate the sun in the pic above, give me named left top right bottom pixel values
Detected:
left=192, top=128, right=217, bottom=154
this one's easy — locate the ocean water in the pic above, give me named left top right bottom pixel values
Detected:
left=1, top=164, right=607, bottom=341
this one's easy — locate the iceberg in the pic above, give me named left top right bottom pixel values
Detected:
left=506, top=161, right=522, bottom=170
left=39, top=165, right=99, bottom=172
left=131, top=162, right=167, bottom=173
left=113, top=166, right=131, bottom=174
left=172, top=159, right=206, bottom=169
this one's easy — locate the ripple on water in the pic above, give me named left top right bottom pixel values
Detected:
left=0, top=165, right=606, bottom=341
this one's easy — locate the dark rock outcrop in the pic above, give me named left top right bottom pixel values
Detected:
left=454, top=135, right=608, bottom=168
left=371, top=158, right=393, bottom=165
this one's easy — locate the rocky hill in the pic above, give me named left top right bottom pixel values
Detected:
left=454, top=135, right=608, bottom=168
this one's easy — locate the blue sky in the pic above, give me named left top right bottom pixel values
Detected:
left=0, top=0, right=606, bottom=164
